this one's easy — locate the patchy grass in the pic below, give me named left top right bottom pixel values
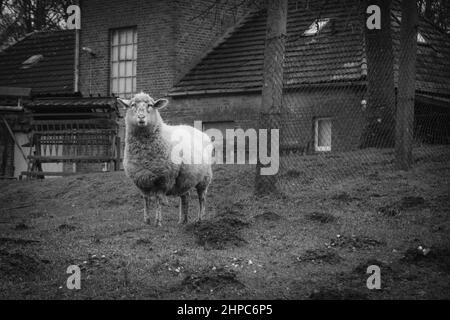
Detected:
left=179, top=268, right=244, bottom=294
left=0, top=145, right=449, bottom=299
left=295, top=249, right=342, bottom=265
left=305, top=211, right=337, bottom=224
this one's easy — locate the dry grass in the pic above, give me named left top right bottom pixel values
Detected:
left=0, top=145, right=449, bottom=299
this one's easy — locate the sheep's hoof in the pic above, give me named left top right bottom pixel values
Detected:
left=144, top=217, right=151, bottom=225
left=178, top=219, right=188, bottom=225
left=155, top=220, right=162, bottom=227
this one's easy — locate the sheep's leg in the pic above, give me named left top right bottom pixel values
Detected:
left=197, top=187, right=207, bottom=221
left=143, top=195, right=151, bottom=225
left=178, top=192, right=189, bottom=225
left=154, top=193, right=163, bottom=227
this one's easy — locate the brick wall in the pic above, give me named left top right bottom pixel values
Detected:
left=169, top=86, right=367, bottom=153
left=79, top=0, right=255, bottom=169
left=281, top=87, right=367, bottom=153
left=79, top=0, right=250, bottom=99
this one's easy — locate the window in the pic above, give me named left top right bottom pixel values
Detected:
left=110, top=28, right=137, bottom=98
left=417, top=32, right=427, bottom=44
left=303, top=18, right=330, bottom=36
left=22, top=54, right=44, bottom=69
left=314, top=118, right=332, bottom=152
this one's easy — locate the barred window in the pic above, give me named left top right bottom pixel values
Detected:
left=110, top=28, right=137, bottom=98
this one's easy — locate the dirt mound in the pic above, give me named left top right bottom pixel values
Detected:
left=326, top=235, right=383, bottom=251
left=181, top=268, right=244, bottom=293
left=186, top=208, right=249, bottom=250
left=331, top=192, right=358, bottom=203
left=378, top=205, right=401, bottom=217
left=0, top=249, right=48, bottom=280
left=378, top=196, right=427, bottom=217
left=134, top=238, right=152, bottom=246
left=283, top=169, right=302, bottom=178
left=254, top=211, right=282, bottom=222
left=76, top=254, right=111, bottom=274
left=402, top=246, right=450, bottom=273
left=14, top=223, right=31, bottom=231
left=305, top=211, right=337, bottom=223
left=309, top=288, right=368, bottom=300
left=186, top=221, right=246, bottom=250
left=57, top=223, right=77, bottom=231
left=399, top=196, right=426, bottom=209
left=296, top=249, right=342, bottom=265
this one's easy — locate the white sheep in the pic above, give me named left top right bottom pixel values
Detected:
left=119, top=92, right=213, bottom=226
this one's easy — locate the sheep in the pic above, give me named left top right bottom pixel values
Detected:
left=119, top=92, right=213, bottom=227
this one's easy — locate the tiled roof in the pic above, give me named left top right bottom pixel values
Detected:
left=0, top=30, right=75, bottom=95
left=392, top=9, right=450, bottom=95
left=171, top=0, right=450, bottom=96
left=26, top=97, right=118, bottom=109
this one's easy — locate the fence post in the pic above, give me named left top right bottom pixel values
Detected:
left=255, top=0, right=287, bottom=195
left=395, top=0, right=418, bottom=170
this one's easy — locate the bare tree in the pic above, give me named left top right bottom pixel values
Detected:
left=0, top=0, right=71, bottom=46
left=417, top=0, right=450, bottom=32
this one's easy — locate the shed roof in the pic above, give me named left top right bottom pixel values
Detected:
left=0, top=30, right=75, bottom=95
left=170, top=0, right=450, bottom=97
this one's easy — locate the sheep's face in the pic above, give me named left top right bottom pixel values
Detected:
left=120, top=93, right=168, bottom=129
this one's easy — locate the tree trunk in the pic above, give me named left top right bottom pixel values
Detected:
left=362, top=0, right=396, bottom=148
left=255, top=0, right=287, bottom=195
left=34, top=0, right=47, bottom=30
left=395, top=0, right=418, bottom=170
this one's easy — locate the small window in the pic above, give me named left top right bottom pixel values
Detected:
left=21, top=54, right=44, bottom=69
left=303, top=18, right=330, bottom=36
left=314, top=118, right=332, bottom=152
left=417, top=32, right=426, bottom=44
left=110, top=28, right=137, bottom=98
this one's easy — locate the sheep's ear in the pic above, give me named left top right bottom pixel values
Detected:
left=153, top=98, right=169, bottom=110
left=117, top=98, right=131, bottom=109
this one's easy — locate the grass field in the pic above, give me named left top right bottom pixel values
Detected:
left=0, top=146, right=449, bottom=299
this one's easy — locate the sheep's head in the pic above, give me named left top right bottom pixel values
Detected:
left=119, top=92, right=168, bottom=129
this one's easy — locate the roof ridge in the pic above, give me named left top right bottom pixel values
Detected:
left=0, top=29, right=73, bottom=54
left=0, top=30, right=38, bottom=54
left=166, top=1, right=450, bottom=97
left=169, top=10, right=263, bottom=93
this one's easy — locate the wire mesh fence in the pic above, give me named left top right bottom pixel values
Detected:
left=254, top=0, right=450, bottom=194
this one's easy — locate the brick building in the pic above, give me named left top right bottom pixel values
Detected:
left=78, top=0, right=256, bottom=98
left=78, top=0, right=259, bottom=157
left=1, top=0, right=449, bottom=178
left=168, top=0, right=450, bottom=154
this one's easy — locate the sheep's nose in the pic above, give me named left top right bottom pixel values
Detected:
left=138, top=114, right=145, bottom=119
